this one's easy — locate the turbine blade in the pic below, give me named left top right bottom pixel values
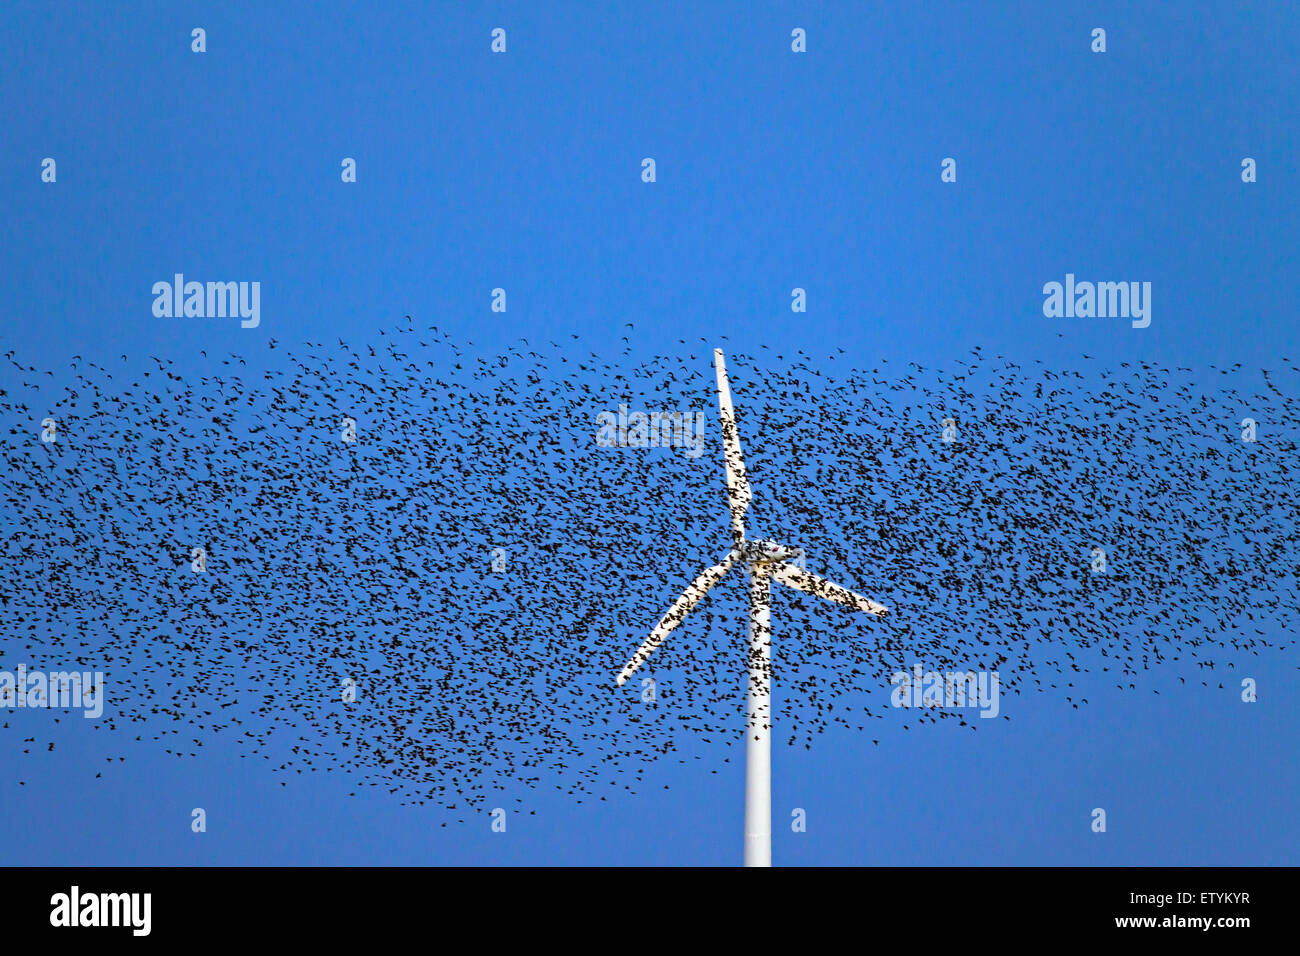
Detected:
left=616, top=554, right=738, bottom=686
left=769, top=563, right=889, bottom=616
left=714, top=349, right=752, bottom=542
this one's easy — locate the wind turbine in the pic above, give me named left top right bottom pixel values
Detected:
left=615, top=349, right=889, bottom=867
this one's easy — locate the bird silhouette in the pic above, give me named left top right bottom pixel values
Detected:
left=0, top=326, right=1295, bottom=812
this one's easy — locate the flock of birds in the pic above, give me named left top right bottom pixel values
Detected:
left=1, top=317, right=1296, bottom=816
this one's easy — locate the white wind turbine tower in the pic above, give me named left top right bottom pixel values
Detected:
left=616, top=349, right=889, bottom=867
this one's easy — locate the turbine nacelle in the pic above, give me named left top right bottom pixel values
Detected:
left=736, top=540, right=803, bottom=566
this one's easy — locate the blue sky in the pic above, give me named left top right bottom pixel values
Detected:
left=1, top=1, right=1297, bottom=865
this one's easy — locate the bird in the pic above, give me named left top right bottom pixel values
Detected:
left=0, top=324, right=1294, bottom=817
